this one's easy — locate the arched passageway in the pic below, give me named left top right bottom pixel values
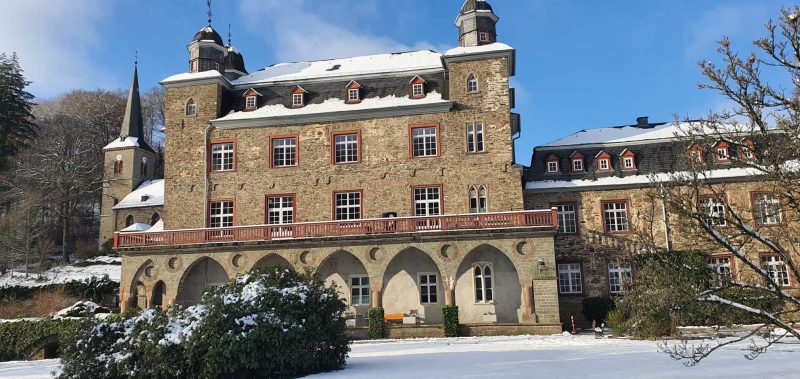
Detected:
left=251, top=254, right=293, bottom=271
left=176, top=257, right=229, bottom=306
left=382, top=247, right=444, bottom=324
left=317, top=251, right=370, bottom=322
left=151, top=281, right=166, bottom=308
left=455, top=244, right=522, bottom=323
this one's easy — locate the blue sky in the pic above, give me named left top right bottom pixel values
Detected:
left=0, top=0, right=789, bottom=164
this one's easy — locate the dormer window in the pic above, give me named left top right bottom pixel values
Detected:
left=243, top=88, right=262, bottom=111
left=740, top=139, right=756, bottom=161
left=712, top=141, right=730, bottom=163
left=346, top=81, right=362, bottom=104
left=570, top=152, right=585, bottom=173
left=409, top=76, right=427, bottom=99
left=467, top=74, right=478, bottom=93
left=595, top=151, right=612, bottom=171
left=290, top=85, right=307, bottom=108
left=186, top=99, right=196, bottom=116
left=620, top=149, right=637, bottom=170
left=546, top=155, right=560, bottom=173
left=688, top=144, right=704, bottom=164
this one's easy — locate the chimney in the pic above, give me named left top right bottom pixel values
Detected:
left=636, top=116, right=649, bottom=127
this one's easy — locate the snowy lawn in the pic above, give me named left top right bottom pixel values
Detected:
left=0, top=258, right=120, bottom=288
left=1, top=333, right=795, bottom=378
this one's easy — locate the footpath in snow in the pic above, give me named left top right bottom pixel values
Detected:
left=0, top=334, right=796, bottom=379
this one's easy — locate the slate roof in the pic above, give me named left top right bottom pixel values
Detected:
left=461, top=0, right=494, bottom=14
left=193, top=26, right=224, bottom=45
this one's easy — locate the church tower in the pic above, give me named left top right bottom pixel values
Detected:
left=455, top=0, right=498, bottom=47
left=98, top=63, right=157, bottom=248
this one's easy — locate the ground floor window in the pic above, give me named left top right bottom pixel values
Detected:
left=419, top=273, right=438, bottom=304
left=608, top=262, right=632, bottom=294
left=706, top=256, right=732, bottom=288
left=761, top=255, right=790, bottom=288
left=350, top=276, right=370, bottom=306
left=557, top=263, right=582, bottom=294
left=473, top=263, right=493, bottom=303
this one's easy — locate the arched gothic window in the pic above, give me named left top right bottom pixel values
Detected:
left=186, top=99, right=196, bottom=116
left=469, top=186, right=488, bottom=213
left=473, top=263, right=493, bottom=302
left=467, top=74, right=478, bottom=93
left=151, top=213, right=161, bottom=225
left=125, top=215, right=135, bottom=227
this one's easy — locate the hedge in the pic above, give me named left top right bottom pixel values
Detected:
left=0, top=318, right=83, bottom=361
left=0, top=277, right=118, bottom=303
left=582, top=297, right=615, bottom=325
left=442, top=305, right=459, bottom=337
left=367, top=307, right=384, bottom=339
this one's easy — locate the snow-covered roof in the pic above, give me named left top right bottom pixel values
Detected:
left=525, top=167, right=760, bottom=191
left=103, top=136, right=140, bottom=150
left=539, top=122, right=748, bottom=148
left=146, top=219, right=164, bottom=233
left=211, top=91, right=451, bottom=126
left=231, top=50, right=444, bottom=86
left=113, top=179, right=164, bottom=210
left=161, top=70, right=227, bottom=85
left=120, top=223, right=152, bottom=232
left=443, top=42, right=514, bottom=57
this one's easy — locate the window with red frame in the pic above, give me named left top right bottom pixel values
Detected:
left=761, top=255, right=791, bottom=288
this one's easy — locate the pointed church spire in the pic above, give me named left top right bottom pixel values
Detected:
left=120, top=62, right=154, bottom=152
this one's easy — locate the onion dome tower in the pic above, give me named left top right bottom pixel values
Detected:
left=187, top=2, right=227, bottom=73
left=456, top=0, right=499, bottom=47
left=223, top=26, right=247, bottom=80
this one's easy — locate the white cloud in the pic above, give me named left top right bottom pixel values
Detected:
left=0, top=0, right=115, bottom=99
left=239, top=0, right=447, bottom=64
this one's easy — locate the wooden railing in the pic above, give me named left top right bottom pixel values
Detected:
left=114, top=209, right=557, bottom=249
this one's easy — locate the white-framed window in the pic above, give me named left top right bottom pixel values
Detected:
left=350, top=276, right=370, bottom=306
left=419, top=273, right=438, bottom=304
left=479, top=31, right=488, bottom=42
left=754, top=193, right=782, bottom=225
left=271, top=137, right=297, bottom=167
left=716, top=147, right=729, bottom=161
left=335, top=191, right=361, bottom=220
left=348, top=88, right=360, bottom=102
left=467, top=75, right=478, bottom=93
left=245, top=96, right=257, bottom=109
left=414, top=187, right=441, bottom=217
left=598, top=159, right=610, bottom=170
left=411, top=126, right=438, bottom=157
left=292, top=93, right=304, bottom=107
left=554, top=204, right=577, bottom=234
left=210, top=142, right=234, bottom=171
left=186, top=99, right=196, bottom=116
left=608, top=262, right=632, bottom=294
left=547, top=160, right=559, bottom=173
left=761, top=255, right=791, bottom=288
left=267, top=196, right=294, bottom=225
left=602, top=201, right=628, bottom=232
left=469, top=186, right=487, bottom=213
left=558, top=263, right=583, bottom=294
left=707, top=256, right=732, bottom=288
left=208, top=200, right=234, bottom=228
left=412, top=83, right=424, bottom=98
left=466, top=122, right=484, bottom=153
left=473, top=263, right=493, bottom=303
left=700, top=197, right=727, bottom=226
left=742, top=146, right=754, bottom=159
left=691, top=149, right=704, bottom=163
left=334, top=133, right=359, bottom=164
left=623, top=156, right=635, bottom=169
left=572, top=159, right=583, bottom=172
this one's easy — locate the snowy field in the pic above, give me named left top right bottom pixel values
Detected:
left=0, top=256, right=121, bottom=288
left=0, top=334, right=795, bottom=379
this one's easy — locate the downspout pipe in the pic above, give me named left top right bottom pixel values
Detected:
left=204, top=123, right=214, bottom=225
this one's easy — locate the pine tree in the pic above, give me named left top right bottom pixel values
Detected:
left=0, top=53, right=37, bottom=171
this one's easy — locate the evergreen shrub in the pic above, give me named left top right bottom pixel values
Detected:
left=59, top=266, right=350, bottom=379
left=581, top=297, right=615, bottom=325
left=442, top=305, right=459, bottom=337
left=367, top=307, right=384, bottom=339
left=0, top=318, right=82, bottom=361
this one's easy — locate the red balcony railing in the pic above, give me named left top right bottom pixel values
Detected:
left=114, top=209, right=557, bottom=249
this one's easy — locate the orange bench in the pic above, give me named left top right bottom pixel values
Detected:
left=384, top=313, right=405, bottom=322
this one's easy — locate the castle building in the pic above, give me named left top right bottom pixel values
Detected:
left=108, top=0, right=564, bottom=336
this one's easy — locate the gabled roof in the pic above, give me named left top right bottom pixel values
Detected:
left=113, top=180, right=164, bottom=210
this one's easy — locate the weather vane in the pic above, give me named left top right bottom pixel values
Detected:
left=228, top=24, right=232, bottom=45
left=207, top=0, right=212, bottom=26
left=134, top=50, right=138, bottom=66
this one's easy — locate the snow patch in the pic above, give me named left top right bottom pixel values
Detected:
left=112, top=179, right=164, bottom=210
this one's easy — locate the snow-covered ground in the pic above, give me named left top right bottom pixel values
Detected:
left=0, top=257, right=121, bottom=288
left=0, top=334, right=795, bottom=379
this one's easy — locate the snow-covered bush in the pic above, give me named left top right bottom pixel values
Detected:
left=59, top=266, right=349, bottom=379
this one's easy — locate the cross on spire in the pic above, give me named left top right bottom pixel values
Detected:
left=134, top=50, right=138, bottom=66
left=207, top=0, right=212, bottom=26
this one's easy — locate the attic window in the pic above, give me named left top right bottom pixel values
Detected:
left=292, top=93, right=304, bottom=107
left=621, top=150, right=637, bottom=170
left=346, top=81, right=362, bottom=104
left=326, top=64, right=342, bottom=72
left=572, top=158, right=583, bottom=172
left=409, top=76, right=427, bottom=99
left=245, top=96, right=257, bottom=110
left=598, top=159, right=610, bottom=170
left=141, top=195, right=150, bottom=202
left=741, top=140, right=756, bottom=160
left=546, top=155, right=560, bottom=173
left=713, top=141, right=730, bottom=163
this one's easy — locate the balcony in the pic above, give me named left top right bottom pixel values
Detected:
left=114, top=209, right=557, bottom=249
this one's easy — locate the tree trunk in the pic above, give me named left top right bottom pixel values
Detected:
left=61, top=204, right=70, bottom=263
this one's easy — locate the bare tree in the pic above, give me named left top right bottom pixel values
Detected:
left=647, top=6, right=800, bottom=365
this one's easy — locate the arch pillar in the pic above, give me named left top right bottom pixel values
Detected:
left=443, top=275, right=456, bottom=306
left=370, top=281, right=382, bottom=308
left=519, top=276, right=536, bottom=323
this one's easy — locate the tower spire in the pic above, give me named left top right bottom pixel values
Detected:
left=119, top=61, right=154, bottom=152
left=207, top=0, right=212, bottom=26
left=227, top=24, right=231, bottom=46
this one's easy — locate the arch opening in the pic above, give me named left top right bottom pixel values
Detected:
left=316, top=250, right=369, bottom=323
left=151, top=280, right=166, bottom=308
left=455, top=244, right=522, bottom=323
left=382, top=247, right=444, bottom=324
left=251, top=254, right=293, bottom=272
left=176, top=257, right=229, bottom=306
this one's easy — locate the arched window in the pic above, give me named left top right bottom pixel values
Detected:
left=125, top=215, right=134, bottom=227
left=478, top=186, right=487, bottom=213
left=467, top=74, right=478, bottom=93
left=114, top=155, right=123, bottom=174
left=469, top=186, right=488, bottom=213
left=140, top=157, right=148, bottom=176
left=151, top=213, right=161, bottom=225
left=186, top=99, right=196, bottom=116
left=473, top=263, right=493, bottom=303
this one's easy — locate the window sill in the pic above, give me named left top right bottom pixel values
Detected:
left=271, top=165, right=298, bottom=169
left=333, top=161, right=361, bottom=165
left=466, top=151, right=487, bottom=155
left=558, top=292, right=585, bottom=297
left=210, top=170, right=236, bottom=174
